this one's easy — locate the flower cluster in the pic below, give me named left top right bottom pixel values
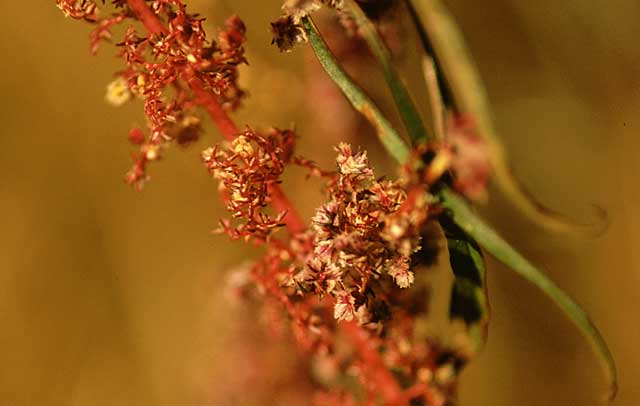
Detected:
left=202, top=128, right=297, bottom=241
left=59, top=1, right=459, bottom=404
left=445, top=115, right=491, bottom=201
left=57, top=0, right=247, bottom=189
left=272, top=0, right=344, bottom=52
left=296, top=143, right=431, bottom=322
left=231, top=144, right=452, bottom=404
left=56, top=0, right=98, bottom=21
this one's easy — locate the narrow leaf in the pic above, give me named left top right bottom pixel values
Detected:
left=439, top=187, right=618, bottom=399
left=303, top=11, right=615, bottom=399
left=407, top=0, right=604, bottom=235
left=441, top=217, right=490, bottom=356
left=340, top=0, right=429, bottom=143
left=303, top=16, right=410, bottom=163
left=422, top=55, right=445, bottom=140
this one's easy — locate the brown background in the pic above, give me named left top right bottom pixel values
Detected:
left=1, top=1, right=639, bottom=405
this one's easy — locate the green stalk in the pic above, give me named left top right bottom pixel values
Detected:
left=303, top=16, right=410, bottom=163
left=303, top=8, right=616, bottom=398
left=340, top=0, right=429, bottom=143
left=439, top=188, right=617, bottom=399
left=406, top=0, right=604, bottom=236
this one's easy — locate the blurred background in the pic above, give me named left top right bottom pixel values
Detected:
left=1, top=1, right=639, bottom=405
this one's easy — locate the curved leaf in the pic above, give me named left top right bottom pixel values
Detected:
left=441, top=217, right=490, bottom=357
left=439, top=187, right=617, bottom=399
left=303, top=12, right=616, bottom=399
left=406, top=0, right=605, bottom=236
left=303, top=16, right=410, bottom=163
left=340, top=0, right=429, bottom=143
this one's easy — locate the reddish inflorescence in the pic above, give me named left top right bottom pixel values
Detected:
left=58, top=1, right=464, bottom=404
left=58, top=0, right=247, bottom=189
left=57, top=0, right=99, bottom=21
left=299, top=143, right=430, bottom=322
left=202, top=128, right=296, bottom=241
left=445, top=115, right=491, bottom=202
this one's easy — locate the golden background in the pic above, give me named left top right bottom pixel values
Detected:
left=1, top=1, right=638, bottom=405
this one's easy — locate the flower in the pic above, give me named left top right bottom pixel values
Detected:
left=58, top=1, right=247, bottom=188
left=303, top=144, right=432, bottom=323
left=202, top=128, right=296, bottom=241
left=105, top=77, right=132, bottom=106
left=446, top=115, right=491, bottom=201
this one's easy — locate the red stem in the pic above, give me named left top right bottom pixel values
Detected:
left=126, top=0, right=304, bottom=234
left=188, top=78, right=240, bottom=140
left=127, top=0, right=166, bottom=36
left=126, top=1, right=411, bottom=403
left=341, top=322, right=407, bottom=405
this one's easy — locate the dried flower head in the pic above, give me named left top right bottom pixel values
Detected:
left=300, top=143, right=432, bottom=323
left=271, top=0, right=344, bottom=52
left=105, top=76, right=132, bottom=106
left=57, top=1, right=248, bottom=188
left=202, top=128, right=297, bottom=241
left=56, top=0, right=98, bottom=21
left=271, top=15, right=308, bottom=53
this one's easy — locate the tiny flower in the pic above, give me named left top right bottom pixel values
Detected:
left=334, top=291, right=356, bottom=322
left=446, top=115, right=492, bottom=201
left=232, top=135, right=254, bottom=158
left=172, top=115, right=201, bottom=146
left=105, top=77, right=131, bottom=106
left=282, top=0, right=322, bottom=17
left=144, top=144, right=160, bottom=161
left=387, top=258, right=414, bottom=288
left=128, top=127, right=146, bottom=145
left=271, top=15, right=308, bottom=52
left=335, top=143, right=365, bottom=173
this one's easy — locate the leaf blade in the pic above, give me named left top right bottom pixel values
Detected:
left=439, top=187, right=617, bottom=399
left=341, top=0, right=429, bottom=143
left=441, top=217, right=490, bottom=356
left=303, top=16, right=410, bottom=163
left=407, top=0, right=604, bottom=235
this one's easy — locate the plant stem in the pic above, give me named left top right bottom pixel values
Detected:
left=124, top=5, right=412, bottom=402
left=341, top=0, right=428, bottom=143
left=303, top=17, right=410, bottom=163
left=341, top=322, right=407, bottom=405
left=127, top=0, right=166, bottom=36
left=406, top=0, right=605, bottom=236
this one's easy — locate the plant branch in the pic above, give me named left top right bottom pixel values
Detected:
left=303, top=17, right=410, bottom=163
left=340, top=0, right=429, bottom=143
left=305, top=7, right=616, bottom=396
left=438, top=187, right=617, bottom=399
left=341, top=322, right=411, bottom=406
left=406, top=0, right=605, bottom=236
left=126, top=0, right=305, bottom=234
left=127, top=0, right=166, bottom=36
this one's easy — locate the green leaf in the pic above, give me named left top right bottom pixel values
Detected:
left=406, top=0, right=604, bottom=236
left=340, top=0, right=429, bottom=143
left=441, top=217, right=490, bottom=356
left=303, top=10, right=616, bottom=399
left=303, top=16, right=410, bottom=163
left=439, top=187, right=618, bottom=399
